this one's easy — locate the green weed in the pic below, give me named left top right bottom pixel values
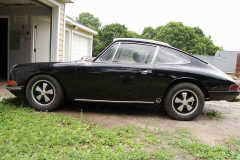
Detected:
left=150, top=147, right=175, bottom=160
left=206, top=110, right=223, bottom=120
left=0, top=98, right=164, bottom=159
left=225, top=137, right=240, bottom=152
left=170, top=139, right=239, bottom=159
left=1, top=97, right=239, bottom=160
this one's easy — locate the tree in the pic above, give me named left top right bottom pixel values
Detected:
left=99, top=23, right=128, bottom=47
left=76, top=12, right=221, bottom=56
left=76, top=12, right=103, bottom=56
left=193, top=27, right=205, bottom=38
left=141, top=33, right=151, bottom=39
left=125, top=31, right=140, bottom=38
left=141, top=26, right=156, bottom=39
left=92, top=34, right=105, bottom=57
left=76, top=12, right=101, bottom=30
left=202, top=36, right=222, bottom=55
left=154, top=22, right=222, bottom=55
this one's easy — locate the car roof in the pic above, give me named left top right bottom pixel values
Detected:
left=113, top=38, right=171, bottom=47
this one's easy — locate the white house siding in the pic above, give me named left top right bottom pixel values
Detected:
left=57, top=1, right=65, bottom=62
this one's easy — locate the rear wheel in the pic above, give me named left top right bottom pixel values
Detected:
left=164, top=83, right=204, bottom=121
left=26, top=75, right=65, bottom=111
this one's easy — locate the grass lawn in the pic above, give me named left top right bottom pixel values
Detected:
left=0, top=98, right=240, bottom=159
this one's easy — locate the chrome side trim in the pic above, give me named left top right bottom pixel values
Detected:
left=74, top=99, right=154, bottom=104
left=6, top=86, right=23, bottom=90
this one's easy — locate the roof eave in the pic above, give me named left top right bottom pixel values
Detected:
left=66, top=16, right=98, bottom=35
left=62, top=0, right=75, bottom=3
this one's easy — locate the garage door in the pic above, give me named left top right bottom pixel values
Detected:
left=71, top=33, right=89, bottom=61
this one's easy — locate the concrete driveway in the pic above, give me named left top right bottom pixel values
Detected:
left=0, top=80, right=14, bottom=98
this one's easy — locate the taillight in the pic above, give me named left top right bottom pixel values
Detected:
left=7, top=81, right=17, bottom=86
left=230, top=84, right=239, bottom=91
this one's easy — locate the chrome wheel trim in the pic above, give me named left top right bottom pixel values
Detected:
left=172, top=89, right=198, bottom=116
left=31, top=80, right=56, bottom=106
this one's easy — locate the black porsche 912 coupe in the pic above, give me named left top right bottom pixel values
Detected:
left=6, top=38, right=240, bottom=120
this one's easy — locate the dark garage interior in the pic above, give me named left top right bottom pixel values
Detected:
left=0, top=18, right=8, bottom=80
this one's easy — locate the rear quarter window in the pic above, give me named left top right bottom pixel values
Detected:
left=154, top=47, right=190, bottom=64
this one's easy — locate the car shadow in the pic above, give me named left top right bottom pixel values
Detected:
left=58, top=101, right=170, bottom=119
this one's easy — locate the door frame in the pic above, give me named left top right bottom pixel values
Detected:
left=39, top=0, right=61, bottom=62
left=63, top=28, right=71, bottom=61
left=31, top=15, right=51, bottom=62
left=0, top=16, right=10, bottom=79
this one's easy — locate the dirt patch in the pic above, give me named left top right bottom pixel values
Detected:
left=57, top=101, right=240, bottom=146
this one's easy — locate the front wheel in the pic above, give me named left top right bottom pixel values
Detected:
left=164, top=83, right=204, bottom=121
left=26, top=75, right=65, bottom=111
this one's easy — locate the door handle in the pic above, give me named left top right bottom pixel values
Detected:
left=140, top=70, right=152, bottom=75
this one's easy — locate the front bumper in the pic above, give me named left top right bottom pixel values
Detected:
left=6, top=85, right=25, bottom=97
left=208, top=90, right=240, bottom=101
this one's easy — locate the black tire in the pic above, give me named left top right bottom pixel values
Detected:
left=26, top=75, right=65, bottom=111
left=164, top=83, right=204, bottom=121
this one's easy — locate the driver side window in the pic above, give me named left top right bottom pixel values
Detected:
left=113, top=43, right=156, bottom=64
left=95, top=43, right=119, bottom=62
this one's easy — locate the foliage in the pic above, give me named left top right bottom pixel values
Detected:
left=76, top=12, right=103, bottom=57
left=125, top=31, right=140, bottom=38
left=0, top=98, right=174, bottom=159
left=170, top=140, right=239, bottom=159
left=1, top=97, right=240, bottom=159
left=206, top=110, right=223, bottom=120
left=225, top=137, right=240, bottom=152
left=76, top=12, right=221, bottom=57
left=154, top=22, right=222, bottom=55
left=76, top=12, right=101, bottom=30
left=99, top=23, right=128, bottom=47
left=92, top=34, right=105, bottom=57
left=142, top=26, right=156, bottom=39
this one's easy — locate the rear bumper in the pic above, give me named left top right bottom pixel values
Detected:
left=208, top=90, right=240, bottom=101
left=6, top=85, right=25, bottom=97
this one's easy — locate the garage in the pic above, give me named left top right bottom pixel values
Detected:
left=0, top=0, right=75, bottom=80
left=64, top=16, right=97, bottom=61
left=71, top=33, right=90, bottom=61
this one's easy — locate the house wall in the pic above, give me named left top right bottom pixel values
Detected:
left=58, top=2, right=65, bottom=62
left=65, top=24, right=93, bottom=61
left=0, top=6, right=51, bottom=69
left=236, top=54, right=240, bottom=78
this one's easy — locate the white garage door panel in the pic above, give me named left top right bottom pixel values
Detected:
left=71, top=33, right=89, bottom=61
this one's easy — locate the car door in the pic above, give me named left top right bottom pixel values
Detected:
left=75, top=42, right=158, bottom=101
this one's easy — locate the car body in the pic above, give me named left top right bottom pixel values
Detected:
left=6, top=38, right=240, bottom=120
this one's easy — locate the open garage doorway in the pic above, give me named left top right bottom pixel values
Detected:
left=0, top=18, right=8, bottom=80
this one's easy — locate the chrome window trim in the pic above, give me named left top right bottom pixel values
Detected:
left=110, top=42, right=121, bottom=62
left=112, top=42, right=158, bottom=65
left=96, top=42, right=120, bottom=63
left=116, top=41, right=158, bottom=47
left=151, top=46, right=160, bottom=65
left=153, top=46, right=191, bottom=65
left=74, top=99, right=154, bottom=104
left=113, top=38, right=171, bottom=47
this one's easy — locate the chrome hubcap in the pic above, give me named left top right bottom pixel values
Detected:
left=32, top=80, right=55, bottom=105
left=172, top=90, right=198, bottom=115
